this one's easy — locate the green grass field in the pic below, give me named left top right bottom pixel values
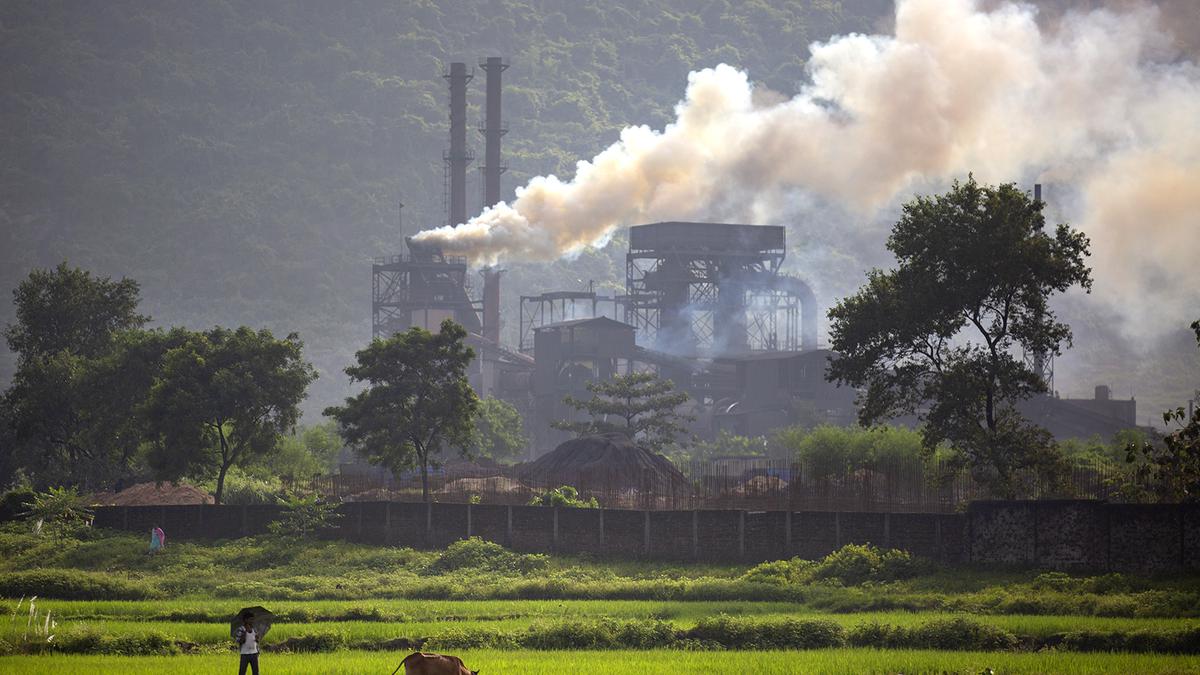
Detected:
left=3, top=649, right=1200, bottom=674
left=3, top=526, right=1199, bottom=672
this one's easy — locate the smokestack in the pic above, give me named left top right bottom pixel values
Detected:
left=444, top=62, right=473, bottom=228
left=479, top=56, right=508, bottom=209
left=482, top=268, right=503, bottom=343
left=1034, top=183, right=1042, bottom=203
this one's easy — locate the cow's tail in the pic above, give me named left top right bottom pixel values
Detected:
left=391, top=652, right=420, bottom=675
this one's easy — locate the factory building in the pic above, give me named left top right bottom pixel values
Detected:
left=369, top=58, right=1141, bottom=457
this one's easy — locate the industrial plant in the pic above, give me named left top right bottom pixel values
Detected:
left=372, top=58, right=1140, bottom=458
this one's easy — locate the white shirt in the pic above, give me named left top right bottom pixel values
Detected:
left=237, top=626, right=258, bottom=654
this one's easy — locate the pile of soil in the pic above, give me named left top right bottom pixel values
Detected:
left=90, top=482, right=213, bottom=506
left=439, top=476, right=531, bottom=496
left=520, top=433, right=689, bottom=493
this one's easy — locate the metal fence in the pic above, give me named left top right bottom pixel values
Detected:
left=285, top=456, right=1137, bottom=513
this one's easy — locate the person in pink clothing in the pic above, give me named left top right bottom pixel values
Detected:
left=148, top=525, right=165, bottom=554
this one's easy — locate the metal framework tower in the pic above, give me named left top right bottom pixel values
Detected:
left=371, top=244, right=482, bottom=339
left=478, top=56, right=508, bottom=209
left=518, top=289, right=622, bottom=353
left=443, top=62, right=474, bottom=228
left=624, top=222, right=817, bottom=355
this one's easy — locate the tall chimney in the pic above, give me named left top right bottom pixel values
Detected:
left=479, top=56, right=508, bottom=209
left=482, top=268, right=503, bottom=343
left=444, top=62, right=473, bottom=228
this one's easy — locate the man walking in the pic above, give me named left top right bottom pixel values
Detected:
left=235, top=612, right=260, bottom=675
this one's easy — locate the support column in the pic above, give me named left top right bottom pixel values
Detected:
left=738, top=511, right=746, bottom=560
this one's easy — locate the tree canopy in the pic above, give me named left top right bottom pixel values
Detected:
left=144, top=327, right=317, bottom=504
left=827, top=178, right=1092, bottom=497
left=553, top=372, right=692, bottom=452
left=325, top=320, right=479, bottom=501
left=471, top=397, right=528, bottom=463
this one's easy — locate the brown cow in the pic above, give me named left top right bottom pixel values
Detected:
left=397, top=652, right=479, bottom=675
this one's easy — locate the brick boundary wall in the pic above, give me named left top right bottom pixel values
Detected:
left=92, top=500, right=1200, bottom=573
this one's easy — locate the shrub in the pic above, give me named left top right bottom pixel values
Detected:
left=425, top=537, right=548, bottom=575
left=55, top=628, right=179, bottom=656
left=740, top=558, right=814, bottom=585
left=267, top=492, right=342, bottom=540
left=425, top=627, right=520, bottom=651
left=0, top=489, right=36, bottom=523
left=527, top=485, right=599, bottom=508
left=0, top=569, right=158, bottom=600
left=689, top=615, right=845, bottom=649
left=907, top=617, right=1018, bottom=651
left=271, top=631, right=346, bottom=653
left=811, top=544, right=928, bottom=585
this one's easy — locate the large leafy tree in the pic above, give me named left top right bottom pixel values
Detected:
left=2, top=263, right=152, bottom=487
left=553, top=372, right=692, bottom=452
left=470, top=397, right=528, bottom=463
left=1126, top=319, right=1200, bottom=502
left=325, top=320, right=479, bottom=502
left=827, top=178, right=1092, bottom=497
left=144, top=327, right=316, bottom=504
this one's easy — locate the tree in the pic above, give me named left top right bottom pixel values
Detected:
left=325, top=320, right=479, bottom=502
left=5, top=262, right=148, bottom=362
left=1126, top=319, right=1200, bottom=501
left=470, top=397, right=528, bottom=462
left=553, top=372, right=693, bottom=452
left=827, top=178, right=1092, bottom=497
left=2, top=264, right=157, bottom=488
left=144, top=327, right=316, bottom=504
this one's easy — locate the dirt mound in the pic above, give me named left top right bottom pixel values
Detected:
left=90, top=482, right=213, bottom=506
left=521, top=433, right=689, bottom=493
left=439, top=476, right=531, bottom=496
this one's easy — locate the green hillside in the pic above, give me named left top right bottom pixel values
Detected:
left=0, top=0, right=893, bottom=415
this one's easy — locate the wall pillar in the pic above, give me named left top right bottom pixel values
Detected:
left=834, top=511, right=841, bottom=548
left=552, top=507, right=559, bottom=553
left=506, top=505, right=513, bottom=547
left=692, top=510, right=699, bottom=560
left=785, top=510, right=792, bottom=556
left=738, top=510, right=746, bottom=560
left=643, top=510, right=651, bottom=557
left=466, top=503, right=473, bottom=539
left=599, top=509, right=605, bottom=548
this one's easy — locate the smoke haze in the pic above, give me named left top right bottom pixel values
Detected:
left=416, top=0, right=1200, bottom=337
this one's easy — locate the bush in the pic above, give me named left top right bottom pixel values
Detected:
left=849, top=617, right=1017, bottom=651
left=55, top=628, right=179, bottom=656
left=740, top=558, right=813, bottom=585
left=811, top=544, right=928, bottom=585
left=214, top=469, right=284, bottom=505
left=425, top=537, right=548, bottom=575
left=0, top=569, right=159, bottom=600
left=527, top=485, right=599, bottom=508
left=908, top=617, right=1018, bottom=651
left=0, top=489, right=36, bottom=523
left=689, top=615, right=845, bottom=649
left=271, top=631, right=346, bottom=653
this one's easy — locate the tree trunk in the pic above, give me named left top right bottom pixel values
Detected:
left=421, top=460, right=430, bottom=503
left=215, top=462, right=230, bottom=505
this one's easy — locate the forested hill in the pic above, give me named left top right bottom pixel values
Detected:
left=0, top=0, right=893, bottom=415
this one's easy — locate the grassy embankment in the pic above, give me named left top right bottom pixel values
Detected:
left=1, top=524, right=1198, bottom=665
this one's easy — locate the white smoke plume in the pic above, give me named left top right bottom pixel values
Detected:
left=415, top=0, right=1200, bottom=333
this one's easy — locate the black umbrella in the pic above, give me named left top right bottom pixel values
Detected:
left=230, top=606, right=274, bottom=640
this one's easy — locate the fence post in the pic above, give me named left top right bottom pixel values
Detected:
left=506, top=505, right=513, bottom=547
left=738, top=510, right=746, bottom=560
left=122, top=506, right=129, bottom=531
left=834, top=511, right=841, bottom=548
left=692, top=509, right=699, bottom=560
left=425, top=502, right=432, bottom=545
left=935, top=514, right=943, bottom=563
left=643, top=510, right=651, bottom=557
left=466, top=503, right=473, bottom=539
left=356, top=504, right=364, bottom=537
left=552, top=507, right=560, bottom=553
left=785, top=510, right=792, bottom=557
left=385, top=502, right=392, bottom=545
left=241, top=505, right=248, bottom=537
left=599, top=508, right=605, bottom=548
left=884, top=512, right=891, bottom=549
